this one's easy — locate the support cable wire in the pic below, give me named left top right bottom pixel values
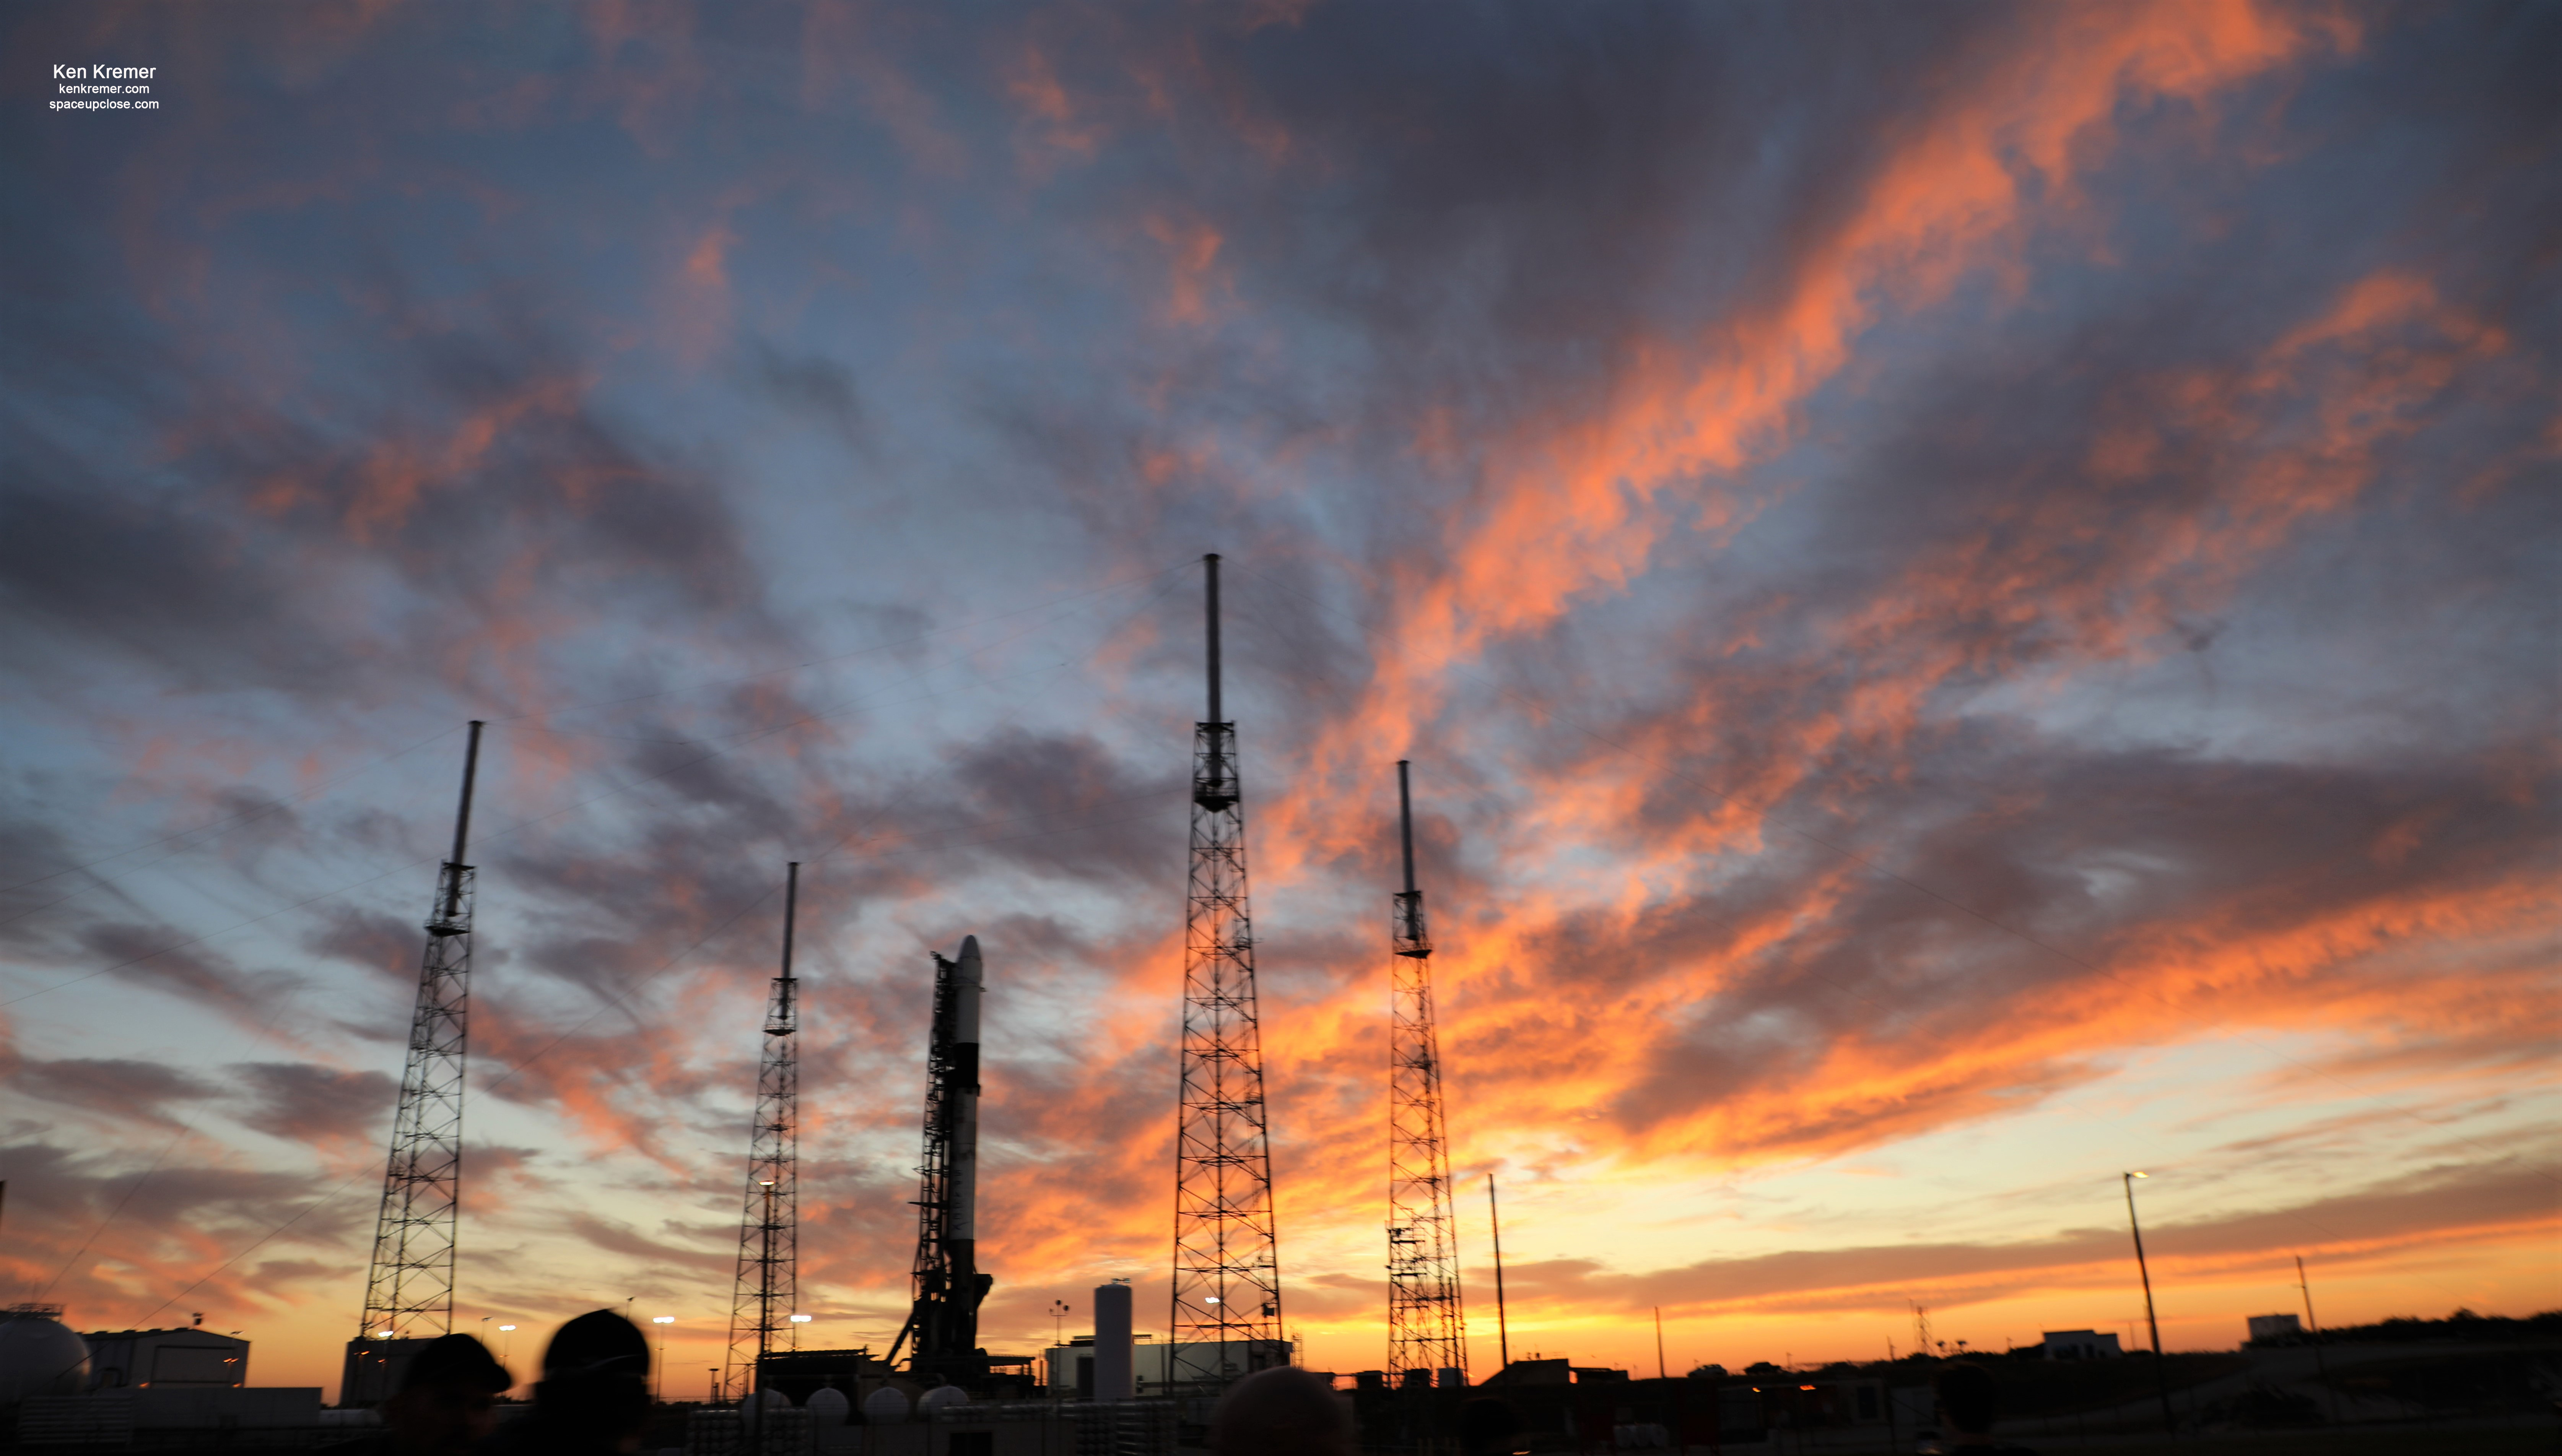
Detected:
left=1223, top=560, right=2555, bottom=1185
left=117, top=577, right=1198, bottom=1329
left=0, top=563, right=1187, bottom=988
left=0, top=591, right=1153, bottom=1013
left=1, top=562, right=1183, bottom=901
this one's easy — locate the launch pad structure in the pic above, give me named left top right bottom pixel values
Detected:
left=891, top=934, right=996, bottom=1385
left=330, top=558, right=1383, bottom=1418
left=344, top=722, right=483, bottom=1406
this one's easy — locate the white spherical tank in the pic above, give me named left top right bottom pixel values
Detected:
left=805, top=1387, right=850, bottom=1426
left=0, top=1315, right=91, bottom=1403
left=916, top=1384, right=968, bottom=1415
left=861, top=1386, right=911, bottom=1425
left=738, top=1389, right=793, bottom=1426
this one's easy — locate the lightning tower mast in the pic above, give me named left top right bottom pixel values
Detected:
left=726, top=863, right=801, bottom=1420
left=358, top=720, right=485, bottom=1346
left=1385, top=759, right=1465, bottom=1386
left=1170, top=553, right=1286, bottom=1390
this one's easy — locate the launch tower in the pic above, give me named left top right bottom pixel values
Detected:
left=891, top=936, right=990, bottom=1383
left=1169, top=554, right=1286, bottom=1390
left=725, top=863, right=801, bottom=1418
left=356, top=722, right=485, bottom=1349
left=1384, top=760, right=1464, bottom=1386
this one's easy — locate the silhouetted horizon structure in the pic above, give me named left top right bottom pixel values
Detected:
left=357, top=722, right=483, bottom=1349
left=726, top=862, right=801, bottom=1442
left=1170, top=553, right=1286, bottom=1390
left=1386, top=759, right=1465, bottom=1387
left=892, top=934, right=991, bottom=1383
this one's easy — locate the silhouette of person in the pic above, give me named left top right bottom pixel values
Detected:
left=1934, top=1362, right=2040, bottom=1454
left=1457, top=1395, right=1527, bottom=1456
left=1209, top=1367, right=1355, bottom=1456
left=321, top=1333, right=511, bottom=1456
left=483, top=1310, right=654, bottom=1456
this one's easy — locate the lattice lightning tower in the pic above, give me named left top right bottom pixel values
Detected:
left=358, top=721, right=484, bottom=1343
left=1170, top=553, right=1286, bottom=1390
left=725, top=863, right=800, bottom=1409
left=1386, top=759, right=1465, bottom=1385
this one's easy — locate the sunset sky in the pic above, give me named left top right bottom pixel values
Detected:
left=2, top=0, right=2554, bottom=1401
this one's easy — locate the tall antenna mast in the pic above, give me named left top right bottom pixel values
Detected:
left=726, top=863, right=800, bottom=1434
left=357, top=721, right=484, bottom=1350
left=1171, top=553, right=1286, bottom=1391
left=1386, top=760, right=1465, bottom=1388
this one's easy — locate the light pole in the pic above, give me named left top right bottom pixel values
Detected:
left=2124, top=1172, right=2175, bottom=1434
left=1488, top=1175, right=1510, bottom=1380
left=652, top=1318, right=675, bottom=1403
left=1051, top=1300, right=1070, bottom=1345
left=498, top=1326, right=517, bottom=1378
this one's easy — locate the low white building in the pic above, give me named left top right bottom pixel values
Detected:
left=2246, top=1313, right=2305, bottom=1346
left=81, top=1327, right=250, bottom=1390
left=2039, top=1329, right=2122, bottom=1360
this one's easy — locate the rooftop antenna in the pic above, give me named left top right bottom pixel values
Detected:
left=1170, top=553, right=1285, bottom=1392
left=1386, top=760, right=1465, bottom=1389
left=353, top=721, right=483, bottom=1392
left=726, top=864, right=800, bottom=1451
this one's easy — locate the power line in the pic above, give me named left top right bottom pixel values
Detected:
left=0, top=602, right=1150, bottom=1013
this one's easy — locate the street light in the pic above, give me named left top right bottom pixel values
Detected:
left=498, top=1325, right=517, bottom=1372
left=651, top=1318, right=675, bottom=1403
left=2124, top=1172, right=2176, bottom=1435
left=1050, top=1300, right=1070, bottom=1344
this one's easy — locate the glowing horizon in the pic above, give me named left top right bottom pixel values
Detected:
left=0, top=0, right=2551, bottom=1402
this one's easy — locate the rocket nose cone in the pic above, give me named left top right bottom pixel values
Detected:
left=958, top=934, right=983, bottom=980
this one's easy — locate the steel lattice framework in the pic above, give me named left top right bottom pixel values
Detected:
left=359, top=722, right=484, bottom=1342
left=1170, top=554, right=1285, bottom=1391
left=725, top=864, right=800, bottom=1413
left=1385, top=760, right=1465, bottom=1384
left=890, top=942, right=989, bottom=1378
left=895, top=950, right=961, bottom=1361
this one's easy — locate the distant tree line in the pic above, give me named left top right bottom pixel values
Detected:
left=2317, top=1308, right=2559, bottom=1344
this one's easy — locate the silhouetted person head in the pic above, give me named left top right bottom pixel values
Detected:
left=486, top=1310, right=651, bottom=1454
left=1209, top=1367, right=1353, bottom=1456
left=380, top=1334, right=511, bottom=1455
left=1458, top=1396, right=1526, bottom=1456
left=1935, top=1362, right=1999, bottom=1445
